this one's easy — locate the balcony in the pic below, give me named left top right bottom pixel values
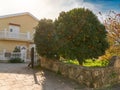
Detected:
left=0, top=30, right=33, bottom=41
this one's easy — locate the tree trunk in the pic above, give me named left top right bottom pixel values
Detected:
left=77, top=58, right=83, bottom=66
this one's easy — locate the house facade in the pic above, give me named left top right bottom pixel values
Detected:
left=0, top=12, right=39, bottom=62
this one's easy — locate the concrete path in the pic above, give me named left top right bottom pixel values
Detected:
left=0, top=63, right=88, bottom=90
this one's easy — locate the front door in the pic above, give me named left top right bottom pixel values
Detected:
left=20, top=46, right=27, bottom=62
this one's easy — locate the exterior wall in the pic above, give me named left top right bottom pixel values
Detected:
left=0, top=13, right=39, bottom=60
left=40, top=57, right=120, bottom=88
left=0, top=14, right=38, bottom=34
left=0, top=40, right=31, bottom=60
left=0, top=40, right=29, bottom=52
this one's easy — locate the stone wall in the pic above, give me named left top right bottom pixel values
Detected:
left=40, top=57, right=120, bottom=88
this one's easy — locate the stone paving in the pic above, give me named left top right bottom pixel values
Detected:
left=0, top=63, right=89, bottom=90
left=0, top=63, right=120, bottom=90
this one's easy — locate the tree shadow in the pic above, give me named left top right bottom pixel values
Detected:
left=0, top=63, right=34, bottom=74
left=39, top=69, right=88, bottom=90
left=0, top=63, right=88, bottom=90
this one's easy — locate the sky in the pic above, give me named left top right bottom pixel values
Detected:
left=0, top=0, right=119, bottom=20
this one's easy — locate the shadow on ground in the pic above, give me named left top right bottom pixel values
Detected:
left=0, top=63, right=88, bottom=90
left=0, top=63, right=119, bottom=90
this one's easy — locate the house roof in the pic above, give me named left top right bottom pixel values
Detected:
left=0, top=12, right=39, bottom=21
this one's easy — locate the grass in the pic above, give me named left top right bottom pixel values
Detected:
left=62, top=59, right=109, bottom=67
left=83, top=59, right=109, bottom=67
left=62, top=59, right=79, bottom=65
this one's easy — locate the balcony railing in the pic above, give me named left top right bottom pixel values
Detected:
left=0, top=30, right=32, bottom=41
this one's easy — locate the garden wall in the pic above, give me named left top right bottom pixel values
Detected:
left=40, top=57, right=120, bottom=88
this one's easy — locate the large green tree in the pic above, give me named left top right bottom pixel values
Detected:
left=55, top=8, right=109, bottom=65
left=34, top=19, right=59, bottom=59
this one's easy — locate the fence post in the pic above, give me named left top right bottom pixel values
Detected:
left=31, top=47, right=34, bottom=68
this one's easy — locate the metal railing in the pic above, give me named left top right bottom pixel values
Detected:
left=0, top=30, right=32, bottom=41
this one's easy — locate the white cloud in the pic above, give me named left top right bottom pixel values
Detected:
left=36, top=0, right=85, bottom=19
left=0, top=0, right=102, bottom=20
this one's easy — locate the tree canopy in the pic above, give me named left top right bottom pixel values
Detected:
left=34, top=19, right=59, bottom=59
left=34, top=8, right=109, bottom=65
left=55, top=8, right=109, bottom=65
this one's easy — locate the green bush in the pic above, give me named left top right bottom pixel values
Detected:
left=9, top=58, right=24, bottom=63
left=13, top=46, right=20, bottom=52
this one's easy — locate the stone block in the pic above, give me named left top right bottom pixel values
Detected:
left=40, top=56, right=120, bottom=88
left=114, top=57, right=120, bottom=68
left=109, top=56, right=120, bottom=68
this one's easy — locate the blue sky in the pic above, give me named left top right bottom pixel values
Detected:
left=0, top=0, right=119, bottom=20
left=84, top=0, right=120, bottom=12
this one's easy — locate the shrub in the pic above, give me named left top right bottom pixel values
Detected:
left=99, top=45, right=120, bottom=61
left=13, top=46, right=21, bottom=52
left=9, top=58, right=24, bottom=63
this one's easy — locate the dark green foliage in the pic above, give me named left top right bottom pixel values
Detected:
left=13, top=46, right=20, bottom=52
left=34, top=19, right=59, bottom=59
left=34, top=8, right=109, bottom=65
left=55, top=8, right=109, bottom=65
left=9, top=58, right=24, bottom=63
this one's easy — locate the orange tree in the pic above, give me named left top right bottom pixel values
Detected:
left=55, top=8, right=109, bottom=65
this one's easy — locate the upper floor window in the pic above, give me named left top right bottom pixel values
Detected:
left=10, top=28, right=13, bottom=32
left=9, top=23, right=20, bottom=33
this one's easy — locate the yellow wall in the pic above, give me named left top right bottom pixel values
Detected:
left=0, top=40, right=29, bottom=52
left=0, top=14, right=38, bottom=34
left=0, top=13, right=38, bottom=59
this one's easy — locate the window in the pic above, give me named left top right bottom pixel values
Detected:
left=9, top=24, right=20, bottom=33
left=10, top=28, right=13, bottom=32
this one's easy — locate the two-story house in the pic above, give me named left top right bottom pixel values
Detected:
left=0, top=12, right=39, bottom=62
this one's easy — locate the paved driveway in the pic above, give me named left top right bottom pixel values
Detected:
left=0, top=63, right=88, bottom=90
left=0, top=63, right=120, bottom=90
